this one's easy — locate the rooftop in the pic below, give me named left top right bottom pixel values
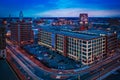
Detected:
left=78, top=29, right=113, bottom=36
left=39, top=25, right=116, bottom=40
left=40, top=27, right=101, bottom=40
left=57, top=31, right=100, bottom=40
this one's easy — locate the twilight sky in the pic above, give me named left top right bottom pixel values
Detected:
left=0, top=0, right=120, bottom=17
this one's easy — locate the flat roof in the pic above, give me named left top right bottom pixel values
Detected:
left=79, top=29, right=112, bottom=36
left=57, top=31, right=100, bottom=40
left=40, top=28, right=100, bottom=40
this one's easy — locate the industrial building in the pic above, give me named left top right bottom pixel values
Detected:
left=38, top=27, right=117, bottom=65
left=10, top=11, right=34, bottom=46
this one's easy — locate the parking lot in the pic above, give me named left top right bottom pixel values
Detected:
left=23, top=44, right=83, bottom=70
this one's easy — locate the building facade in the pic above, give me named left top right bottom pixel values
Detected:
left=10, top=11, right=33, bottom=46
left=10, top=21, right=34, bottom=46
left=80, top=30, right=118, bottom=58
left=0, top=23, right=6, bottom=58
left=106, top=32, right=118, bottom=56
left=38, top=30, right=52, bottom=48
left=38, top=29, right=117, bottom=65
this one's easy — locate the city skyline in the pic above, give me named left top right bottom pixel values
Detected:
left=0, top=5, right=120, bottom=79
left=0, top=0, right=120, bottom=17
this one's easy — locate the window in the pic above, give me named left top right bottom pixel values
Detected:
left=88, top=45, right=91, bottom=48
left=83, top=41, right=86, bottom=44
left=83, top=49, right=86, bottom=51
left=82, top=56, right=87, bottom=59
left=88, top=41, right=91, bottom=44
left=83, top=52, right=86, bottom=55
left=88, top=52, right=91, bottom=56
left=83, top=45, right=86, bottom=48
left=88, top=49, right=91, bottom=51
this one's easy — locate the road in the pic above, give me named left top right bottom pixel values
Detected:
left=7, top=42, right=73, bottom=80
left=7, top=48, right=40, bottom=80
left=6, top=39, right=120, bottom=80
left=80, top=56, right=120, bottom=80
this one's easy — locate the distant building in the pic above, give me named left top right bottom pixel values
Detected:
left=52, top=18, right=73, bottom=26
left=10, top=11, right=34, bottom=46
left=38, top=27, right=117, bottom=65
left=0, top=21, right=6, bottom=58
left=79, top=13, right=88, bottom=31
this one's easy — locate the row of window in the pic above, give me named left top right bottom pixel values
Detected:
left=56, top=46, right=63, bottom=51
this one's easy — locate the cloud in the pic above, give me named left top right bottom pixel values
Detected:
left=35, top=8, right=120, bottom=17
left=0, top=0, right=120, bottom=17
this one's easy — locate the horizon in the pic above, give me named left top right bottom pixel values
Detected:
left=1, top=16, right=120, bottom=18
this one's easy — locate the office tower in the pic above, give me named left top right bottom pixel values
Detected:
left=10, top=11, right=34, bottom=46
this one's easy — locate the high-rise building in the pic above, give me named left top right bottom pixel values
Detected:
left=38, top=27, right=117, bottom=65
left=19, top=11, right=23, bottom=21
left=0, top=21, right=6, bottom=58
left=10, top=11, right=34, bottom=46
left=79, top=13, right=88, bottom=31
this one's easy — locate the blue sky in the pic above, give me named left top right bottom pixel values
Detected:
left=0, top=0, right=120, bottom=17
